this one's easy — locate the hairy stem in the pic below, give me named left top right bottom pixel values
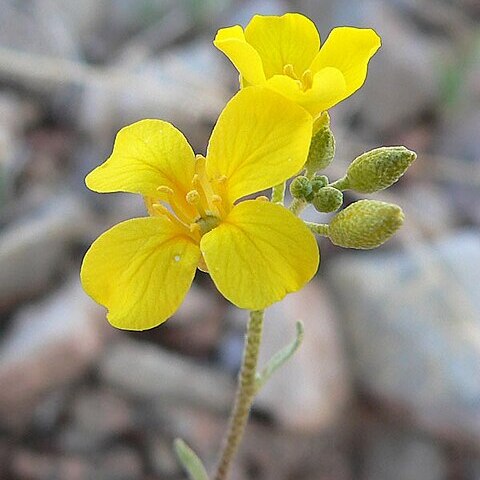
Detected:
left=329, top=176, right=350, bottom=191
left=289, top=198, right=308, bottom=215
left=213, top=309, right=265, bottom=480
left=305, top=222, right=330, bottom=237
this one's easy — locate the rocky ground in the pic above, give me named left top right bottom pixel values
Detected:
left=0, top=0, right=479, bottom=479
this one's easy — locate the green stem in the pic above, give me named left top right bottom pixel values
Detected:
left=271, top=182, right=286, bottom=204
left=174, top=439, right=209, bottom=480
left=305, top=222, right=330, bottom=237
left=289, top=198, right=308, bottom=215
left=213, top=310, right=265, bottom=480
left=329, top=176, right=350, bottom=191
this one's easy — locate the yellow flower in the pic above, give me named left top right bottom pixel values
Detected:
left=214, top=13, right=381, bottom=117
left=80, top=87, right=319, bottom=330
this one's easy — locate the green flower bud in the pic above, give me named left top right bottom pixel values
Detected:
left=346, top=146, right=417, bottom=193
left=304, top=116, right=335, bottom=174
left=312, top=187, right=343, bottom=213
left=310, top=175, right=329, bottom=193
left=329, top=200, right=404, bottom=249
left=312, top=111, right=330, bottom=134
left=289, top=176, right=313, bottom=200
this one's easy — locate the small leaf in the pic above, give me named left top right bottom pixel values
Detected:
left=255, top=320, right=304, bottom=393
left=305, top=112, right=335, bottom=175
left=174, top=438, right=210, bottom=480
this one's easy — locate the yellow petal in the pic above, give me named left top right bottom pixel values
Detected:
left=86, top=119, right=196, bottom=200
left=81, top=217, right=200, bottom=330
left=309, top=27, right=381, bottom=101
left=244, top=13, right=320, bottom=79
left=266, top=67, right=346, bottom=116
left=214, top=25, right=266, bottom=85
left=206, top=87, right=312, bottom=203
left=200, top=200, right=319, bottom=309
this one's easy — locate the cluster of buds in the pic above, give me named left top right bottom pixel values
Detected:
left=290, top=175, right=343, bottom=213
left=290, top=116, right=416, bottom=250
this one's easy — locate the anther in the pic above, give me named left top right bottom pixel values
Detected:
left=255, top=196, right=269, bottom=202
left=157, top=185, right=174, bottom=195
left=195, top=154, right=207, bottom=175
left=211, top=194, right=226, bottom=218
left=192, top=174, right=200, bottom=188
left=283, top=64, right=297, bottom=79
left=186, top=190, right=200, bottom=204
left=301, top=69, right=313, bottom=90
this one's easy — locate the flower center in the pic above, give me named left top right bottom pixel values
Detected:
left=148, top=155, right=229, bottom=241
left=283, top=64, right=313, bottom=92
left=196, top=215, right=221, bottom=235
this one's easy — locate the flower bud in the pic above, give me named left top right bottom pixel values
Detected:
left=312, top=187, right=343, bottom=213
left=289, top=176, right=312, bottom=200
left=346, top=146, right=416, bottom=193
left=329, top=200, right=404, bottom=249
left=304, top=114, right=335, bottom=173
left=310, top=175, right=329, bottom=192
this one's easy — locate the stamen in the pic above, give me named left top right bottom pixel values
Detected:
left=192, top=174, right=211, bottom=211
left=186, top=190, right=201, bottom=205
left=189, top=222, right=202, bottom=241
left=283, top=64, right=298, bottom=79
left=186, top=188, right=207, bottom=218
left=211, top=176, right=230, bottom=218
left=255, top=195, right=269, bottom=202
left=211, top=194, right=226, bottom=217
left=192, top=174, right=201, bottom=189
left=157, top=185, right=174, bottom=195
left=301, top=69, right=313, bottom=90
left=152, top=203, right=181, bottom=224
left=194, top=155, right=208, bottom=186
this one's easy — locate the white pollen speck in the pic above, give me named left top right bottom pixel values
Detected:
left=174, top=255, right=181, bottom=262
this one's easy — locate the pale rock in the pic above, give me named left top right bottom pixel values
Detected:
left=100, top=339, right=235, bottom=412
left=10, top=446, right=143, bottom=480
left=0, top=277, right=107, bottom=429
left=10, top=449, right=91, bottom=480
left=360, top=425, right=447, bottom=480
left=147, top=434, right=181, bottom=477
left=151, top=404, right=225, bottom=473
left=78, top=41, right=228, bottom=144
left=239, top=421, right=352, bottom=480
left=96, top=446, right=143, bottom=480
left=400, top=182, right=457, bottom=237
left=331, top=0, right=449, bottom=134
left=160, top=283, right=226, bottom=357
left=58, top=388, right=134, bottom=452
left=0, top=194, right=91, bottom=310
left=327, top=230, right=480, bottom=445
left=256, top=281, right=352, bottom=433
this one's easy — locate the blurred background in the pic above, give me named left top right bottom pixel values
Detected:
left=0, top=0, right=479, bottom=479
